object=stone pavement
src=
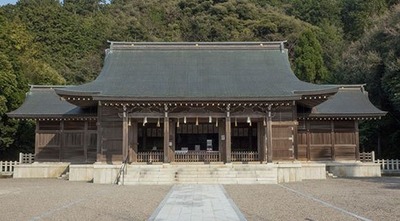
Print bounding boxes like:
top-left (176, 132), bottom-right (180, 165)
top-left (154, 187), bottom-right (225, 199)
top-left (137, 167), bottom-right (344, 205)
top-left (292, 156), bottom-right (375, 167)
top-left (148, 184), bottom-right (247, 221)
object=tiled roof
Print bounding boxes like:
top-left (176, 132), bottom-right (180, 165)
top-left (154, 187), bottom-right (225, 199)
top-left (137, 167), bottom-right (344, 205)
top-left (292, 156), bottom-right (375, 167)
top-left (309, 86), bottom-right (386, 117)
top-left (55, 42), bottom-right (337, 101)
top-left (7, 86), bottom-right (96, 119)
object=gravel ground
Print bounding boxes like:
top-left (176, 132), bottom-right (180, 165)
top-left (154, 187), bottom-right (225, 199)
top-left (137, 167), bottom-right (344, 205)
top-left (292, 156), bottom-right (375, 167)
top-left (225, 177), bottom-right (400, 221)
top-left (1, 177), bottom-right (399, 221)
top-left (0, 179), bottom-right (171, 221)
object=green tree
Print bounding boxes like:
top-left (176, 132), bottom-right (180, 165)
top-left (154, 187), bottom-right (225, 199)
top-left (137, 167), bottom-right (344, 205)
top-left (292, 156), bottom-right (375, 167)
top-left (335, 5), bottom-right (400, 158)
top-left (294, 29), bottom-right (328, 83)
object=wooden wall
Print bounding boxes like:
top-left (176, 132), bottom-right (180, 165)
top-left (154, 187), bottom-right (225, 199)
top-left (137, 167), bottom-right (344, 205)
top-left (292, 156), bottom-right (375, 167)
top-left (97, 106), bottom-right (123, 163)
top-left (35, 120), bottom-right (97, 163)
top-left (297, 120), bottom-right (358, 161)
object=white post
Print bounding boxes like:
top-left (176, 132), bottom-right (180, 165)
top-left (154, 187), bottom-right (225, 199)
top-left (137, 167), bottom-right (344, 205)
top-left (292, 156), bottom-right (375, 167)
top-left (19, 153), bottom-right (23, 164)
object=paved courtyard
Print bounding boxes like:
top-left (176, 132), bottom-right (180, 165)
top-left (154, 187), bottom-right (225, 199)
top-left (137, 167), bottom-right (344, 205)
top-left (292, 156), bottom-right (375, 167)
top-left (0, 177), bottom-right (399, 220)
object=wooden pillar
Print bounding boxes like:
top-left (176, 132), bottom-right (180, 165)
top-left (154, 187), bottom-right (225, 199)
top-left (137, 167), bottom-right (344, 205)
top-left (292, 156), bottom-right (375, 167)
top-left (292, 102), bottom-right (299, 160)
top-left (84, 121), bottom-right (88, 162)
top-left (59, 121), bottom-right (64, 162)
top-left (163, 116), bottom-right (170, 163)
top-left (163, 105), bottom-right (170, 163)
top-left (169, 119), bottom-right (176, 162)
top-left (306, 121), bottom-right (311, 161)
top-left (122, 106), bottom-right (129, 162)
top-left (331, 121), bottom-right (336, 161)
top-left (225, 116), bottom-right (232, 163)
top-left (96, 101), bottom-right (103, 162)
top-left (266, 107), bottom-right (273, 163)
top-left (35, 121), bottom-right (39, 160)
top-left (258, 120), bottom-right (267, 162)
top-left (130, 119), bottom-right (138, 162)
top-left (355, 120), bottom-right (360, 161)
top-left (219, 118), bottom-right (226, 162)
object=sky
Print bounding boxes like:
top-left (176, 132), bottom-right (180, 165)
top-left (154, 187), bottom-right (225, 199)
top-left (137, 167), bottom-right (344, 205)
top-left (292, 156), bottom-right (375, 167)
top-left (0, 0), bottom-right (18, 6)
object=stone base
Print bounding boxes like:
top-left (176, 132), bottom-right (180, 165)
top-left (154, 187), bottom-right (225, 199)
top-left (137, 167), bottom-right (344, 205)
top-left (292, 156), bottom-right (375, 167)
top-left (277, 163), bottom-right (326, 183)
top-left (69, 165), bottom-right (94, 182)
top-left (93, 163), bottom-right (121, 184)
top-left (13, 163), bottom-right (70, 178)
top-left (326, 162), bottom-right (381, 177)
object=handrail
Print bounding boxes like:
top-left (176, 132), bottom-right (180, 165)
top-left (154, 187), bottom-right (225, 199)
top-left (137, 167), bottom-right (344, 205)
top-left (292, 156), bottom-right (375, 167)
top-left (114, 152), bottom-right (129, 185)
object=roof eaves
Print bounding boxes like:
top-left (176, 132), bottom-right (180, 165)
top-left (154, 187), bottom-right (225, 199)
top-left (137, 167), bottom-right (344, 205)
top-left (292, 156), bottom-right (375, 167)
top-left (91, 95), bottom-right (302, 102)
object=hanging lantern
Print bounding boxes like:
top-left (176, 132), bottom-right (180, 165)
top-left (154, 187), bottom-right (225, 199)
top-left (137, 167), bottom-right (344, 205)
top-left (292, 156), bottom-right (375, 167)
top-left (196, 117), bottom-right (199, 126)
top-left (156, 118), bottom-right (160, 127)
top-left (215, 118), bottom-right (218, 127)
top-left (247, 116), bottom-right (251, 126)
top-left (128, 118), bottom-right (131, 126)
top-left (143, 116), bottom-right (147, 126)
top-left (184, 116), bottom-right (187, 124)
top-left (177, 118), bottom-right (180, 128)
top-left (209, 116), bottom-right (212, 123)
top-left (263, 117), bottom-right (266, 126)
top-left (235, 117), bottom-right (238, 127)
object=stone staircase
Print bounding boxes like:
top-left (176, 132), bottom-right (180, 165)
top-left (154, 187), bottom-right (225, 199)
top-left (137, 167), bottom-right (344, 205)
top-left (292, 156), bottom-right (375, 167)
top-left (119, 164), bottom-right (278, 185)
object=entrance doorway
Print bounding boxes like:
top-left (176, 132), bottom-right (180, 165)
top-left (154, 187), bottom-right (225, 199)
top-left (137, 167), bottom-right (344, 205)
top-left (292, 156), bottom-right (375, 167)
top-left (175, 123), bottom-right (219, 151)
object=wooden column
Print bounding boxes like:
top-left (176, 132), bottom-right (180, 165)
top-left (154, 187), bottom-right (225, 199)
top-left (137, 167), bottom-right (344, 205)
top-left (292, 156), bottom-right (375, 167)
top-left (169, 119), bottom-right (176, 162)
top-left (306, 121), bottom-right (311, 161)
top-left (219, 118), bottom-right (226, 162)
top-left (331, 121), bottom-right (336, 161)
top-left (225, 116), bottom-right (232, 163)
top-left (59, 121), bottom-right (64, 162)
top-left (266, 107), bottom-right (273, 163)
top-left (163, 105), bottom-right (170, 163)
top-left (258, 120), bottom-right (267, 162)
top-left (163, 116), bottom-right (170, 163)
top-left (355, 120), bottom-right (360, 161)
top-left (35, 121), bottom-right (39, 160)
top-left (130, 119), bottom-right (138, 162)
top-left (84, 121), bottom-right (88, 162)
top-left (96, 101), bottom-right (103, 162)
top-left (122, 106), bottom-right (129, 162)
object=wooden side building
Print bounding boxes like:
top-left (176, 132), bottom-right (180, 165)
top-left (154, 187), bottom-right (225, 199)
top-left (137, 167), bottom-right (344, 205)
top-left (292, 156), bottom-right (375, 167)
top-left (8, 42), bottom-right (386, 165)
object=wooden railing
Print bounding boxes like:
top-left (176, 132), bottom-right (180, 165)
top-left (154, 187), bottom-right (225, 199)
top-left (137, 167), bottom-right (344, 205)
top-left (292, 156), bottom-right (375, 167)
top-left (175, 151), bottom-right (220, 162)
top-left (360, 151), bottom-right (375, 162)
top-left (231, 151), bottom-right (259, 162)
top-left (376, 159), bottom-right (400, 172)
top-left (137, 151), bottom-right (164, 163)
top-left (19, 153), bottom-right (35, 164)
top-left (0, 161), bottom-right (18, 174)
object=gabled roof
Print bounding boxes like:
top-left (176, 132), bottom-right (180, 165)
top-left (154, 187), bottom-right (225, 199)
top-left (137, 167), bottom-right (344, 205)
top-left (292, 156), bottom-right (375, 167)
top-left (55, 42), bottom-right (337, 102)
top-left (7, 86), bottom-right (96, 119)
top-left (309, 86), bottom-right (386, 118)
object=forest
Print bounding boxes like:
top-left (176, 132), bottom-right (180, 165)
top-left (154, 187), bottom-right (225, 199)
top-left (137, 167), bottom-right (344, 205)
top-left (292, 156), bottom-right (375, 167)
top-left (0, 0), bottom-right (399, 160)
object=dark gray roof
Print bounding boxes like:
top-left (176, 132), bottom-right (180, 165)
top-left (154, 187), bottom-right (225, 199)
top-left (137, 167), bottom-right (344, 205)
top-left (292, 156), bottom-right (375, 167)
top-left (7, 86), bottom-right (96, 119)
top-left (309, 87), bottom-right (386, 117)
top-left (55, 42), bottom-right (337, 101)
